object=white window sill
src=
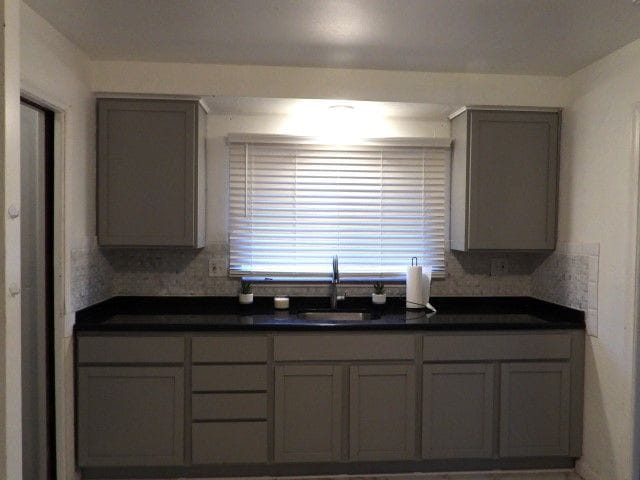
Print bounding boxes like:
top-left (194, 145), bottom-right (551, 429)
top-left (240, 275), bottom-right (407, 285)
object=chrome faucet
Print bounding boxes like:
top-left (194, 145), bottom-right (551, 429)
top-left (330, 255), bottom-right (345, 309)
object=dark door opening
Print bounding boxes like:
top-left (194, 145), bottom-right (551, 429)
top-left (20, 97), bottom-right (57, 480)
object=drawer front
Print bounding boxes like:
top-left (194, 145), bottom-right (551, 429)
top-left (274, 334), bottom-right (415, 361)
top-left (422, 334), bottom-right (571, 362)
top-left (192, 393), bottom-right (267, 420)
top-left (192, 422), bottom-right (268, 464)
top-left (78, 336), bottom-right (184, 364)
top-left (192, 336), bottom-right (268, 363)
top-left (192, 365), bottom-right (267, 391)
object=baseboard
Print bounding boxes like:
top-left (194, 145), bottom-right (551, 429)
top-left (575, 459), bottom-right (599, 480)
top-left (88, 468), bottom-right (581, 480)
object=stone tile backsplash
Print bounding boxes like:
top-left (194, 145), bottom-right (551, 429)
top-left (532, 242), bottom-right (599, 336)
top-left (69, 239), bottom-right (113, 311)
top-left (70, 240), bottom-right (599, 336)
top-left (432, 250), bottom-right (545, 297)
top-left (97, 244), bottom-right (542, 298)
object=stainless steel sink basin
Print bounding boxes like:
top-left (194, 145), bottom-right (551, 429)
top-left (298, 311), bottom-right (372, 322)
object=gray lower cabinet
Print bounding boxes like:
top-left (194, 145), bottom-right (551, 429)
top-left (499, 362), bottom-right (571, 457)
top-left (349, 365), bottom-right (415, 461)
top-left (97, 98), bottom-right (206, 247)
top-left (422, 363), bottom-right (495, 459)
top-left (77, 366), bottom-right (184, 467)
top-left (192, 422), bottom-right (268, 464)
top-left (75, 332), bottom-right (583, 473)
top-left (274, 365), bottom-right (342, 462)
top-left (450, 107), bottom-right (560, 251)
top-left (191, 392), bottom-right (268, 464)
top-left (190, 336), bottom-right (269, 465)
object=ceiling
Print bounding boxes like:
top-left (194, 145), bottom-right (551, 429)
top-left (25, 0), bottom-right (640, 76)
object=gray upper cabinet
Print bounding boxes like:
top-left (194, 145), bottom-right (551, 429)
top-left (450, 108), bottom-right (560, 251)
top-left (97, 98), bottom-right (206, 247)
top-left (422, 363), bottom-right (494, 459)
top-left (77, 366), bottom-right (184, 467)
top-left (349, 365), bottom-right (416, 461)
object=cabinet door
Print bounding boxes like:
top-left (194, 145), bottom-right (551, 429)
top-left (77, 366), bottom-right (184, 467)
top-left (422, 363), bottom-right (494, 459)
top-left (97, 99), bottom-right (202, 247)
top-left (467, 110), bottom-right (559, 250)
top-left (349, 365), bottom-right (415, 461)
top-left (274, 365), bottom-right (342, 462)
top-left (500, 362), bottom-right (570, 457)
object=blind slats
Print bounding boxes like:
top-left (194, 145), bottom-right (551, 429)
top-left (228, 140), bottom-right (448, 277)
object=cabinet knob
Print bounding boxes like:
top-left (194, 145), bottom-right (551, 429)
top-left (7, 204), bottom-right (19, 219)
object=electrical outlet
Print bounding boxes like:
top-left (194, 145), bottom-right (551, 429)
top-left (209, 256), bottom-right (228, 277)
top-left (490, 258), bottom-right (508, 276)
top-left (208, 258), bottom-right (219, 277)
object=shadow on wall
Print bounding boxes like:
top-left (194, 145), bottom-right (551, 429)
top-left (102, 248), bottom-right (202, 274)
top-left (450, 250), bottom-right (549, 276)
top-left (575, 340), bottom-right (617, 480)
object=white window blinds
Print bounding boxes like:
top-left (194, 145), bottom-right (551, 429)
top-left (228, 136), bottom-right (449, 277)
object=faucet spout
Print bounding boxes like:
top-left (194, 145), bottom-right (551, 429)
top-left (330, 255), bottom-right (342, 309)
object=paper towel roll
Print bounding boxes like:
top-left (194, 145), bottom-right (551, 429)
top-left (422, 266), bottom-right (435, 312)
top-left (406, 265), bottom-right (423, 309)
top-left (422, 267), bottom-right (432, 300)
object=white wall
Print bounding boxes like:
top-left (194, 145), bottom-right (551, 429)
top-left (560, 38), bottom-right (640, 480)
top-left (91, 60), bottom-right (570, 107)
top-left (20, 3), bottom-right (94, 479)
top-left (207, 113), bottom-right (449, 243)
top-left (0, 0), bottom-right (22, 478)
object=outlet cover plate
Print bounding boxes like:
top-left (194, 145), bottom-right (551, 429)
top-left (490, 258), bottom-right (508, 276)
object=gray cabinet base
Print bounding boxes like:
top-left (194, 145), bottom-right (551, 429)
top-left (81, 457), bottom-right (575, 479)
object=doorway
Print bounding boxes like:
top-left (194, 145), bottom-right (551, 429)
top-left (20, 98), bottom-right (57, 480)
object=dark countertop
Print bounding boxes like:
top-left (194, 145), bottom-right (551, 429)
top-left (74, 296), bottom-right (585, 333)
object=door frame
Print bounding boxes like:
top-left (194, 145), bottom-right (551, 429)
top-left (20, 87), bottom-right (67, 480)
top-left (632, 102), bottom-right (640, 480)
top-left (20, 96), bottom-right (56, 480)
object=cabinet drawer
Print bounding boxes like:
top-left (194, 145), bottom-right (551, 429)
top-left (192, 365), bottom-right (267, 392)
top-left (78, 336), bottom-right (184, 364)
top-left (192, 393), bottom-right (267, 420)
top-left (274, 334), bottom-right (415, 361)
top-left (192, 336), bottom-right (268, 363)
top-left (192, 422), bottom-right (267, 464)
top-left (422, 334), bottom-right (571, 361)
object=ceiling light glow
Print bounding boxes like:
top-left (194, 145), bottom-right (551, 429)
top-left (328, 105), bottom-right (355, 112)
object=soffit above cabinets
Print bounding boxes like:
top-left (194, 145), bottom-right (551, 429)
top-left (203, 97), bottom-right (459, 121)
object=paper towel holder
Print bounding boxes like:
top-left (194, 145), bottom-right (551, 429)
top-left (406, 257), bottom-right (437, 314)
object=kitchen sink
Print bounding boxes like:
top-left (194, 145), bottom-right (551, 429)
top-left (298, 311), bottom-right (372, 322)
